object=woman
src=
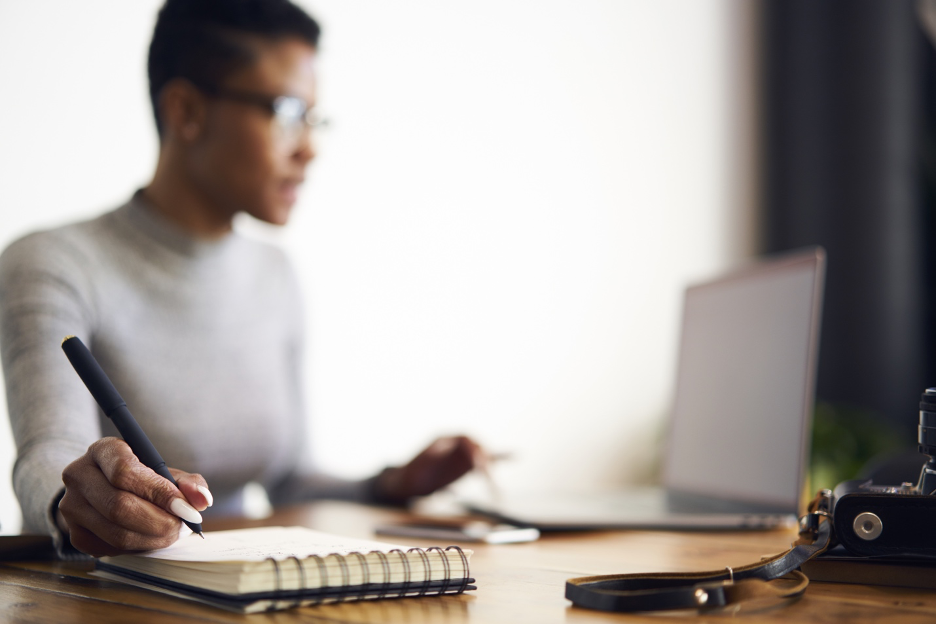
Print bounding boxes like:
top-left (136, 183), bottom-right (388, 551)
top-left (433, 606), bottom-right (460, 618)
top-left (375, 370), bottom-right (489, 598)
top-left (0, 0), bottom-right (478, 558)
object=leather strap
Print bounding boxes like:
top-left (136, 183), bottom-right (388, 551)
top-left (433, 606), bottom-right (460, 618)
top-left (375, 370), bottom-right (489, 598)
top-left (565, 491), bottom-right (834, 613)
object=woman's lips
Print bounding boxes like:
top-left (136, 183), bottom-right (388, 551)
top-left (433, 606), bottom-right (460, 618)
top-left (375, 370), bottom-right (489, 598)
top-left (278, 179), bottom-right (303, 205)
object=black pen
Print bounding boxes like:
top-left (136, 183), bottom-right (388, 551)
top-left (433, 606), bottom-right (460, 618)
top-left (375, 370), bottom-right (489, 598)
top-left (61, 335), bottom-right (205, 538)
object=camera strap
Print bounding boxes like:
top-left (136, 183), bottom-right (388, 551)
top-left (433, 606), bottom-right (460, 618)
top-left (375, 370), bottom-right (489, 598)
top-left (565, 490), bottom-right (835, 613)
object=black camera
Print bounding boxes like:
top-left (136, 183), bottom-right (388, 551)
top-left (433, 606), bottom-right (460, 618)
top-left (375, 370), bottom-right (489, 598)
top-left (830, 388), bottom-right (936, 557)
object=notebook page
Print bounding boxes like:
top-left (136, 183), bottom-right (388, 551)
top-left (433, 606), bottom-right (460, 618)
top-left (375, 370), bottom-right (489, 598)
top-left (133, 526), bottom-right (414, 562)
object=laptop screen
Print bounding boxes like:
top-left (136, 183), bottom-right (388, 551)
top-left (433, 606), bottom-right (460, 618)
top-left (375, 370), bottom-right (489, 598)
top-left (662, 248), bottom-right (825, 510)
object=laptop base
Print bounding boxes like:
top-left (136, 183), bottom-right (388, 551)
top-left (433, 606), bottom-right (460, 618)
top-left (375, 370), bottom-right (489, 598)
top-left (466, 488), bottom-right (797, 532)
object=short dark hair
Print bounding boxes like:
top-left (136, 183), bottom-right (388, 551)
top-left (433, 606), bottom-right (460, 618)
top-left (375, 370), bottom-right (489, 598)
top-left (148, 0), bottom-right (320, 136)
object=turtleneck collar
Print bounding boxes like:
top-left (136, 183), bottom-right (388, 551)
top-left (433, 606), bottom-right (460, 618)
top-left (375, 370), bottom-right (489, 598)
top-left (119, 190), bottom-right (237, 260)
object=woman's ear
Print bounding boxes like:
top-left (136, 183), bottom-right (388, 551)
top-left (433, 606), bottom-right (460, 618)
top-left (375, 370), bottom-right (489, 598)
top-left (157, 79), bottom-right (207, 143)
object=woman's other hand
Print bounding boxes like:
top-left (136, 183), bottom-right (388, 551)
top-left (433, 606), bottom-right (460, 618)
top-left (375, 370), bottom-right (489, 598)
top-left (374, 435), bottom-right (483, 504)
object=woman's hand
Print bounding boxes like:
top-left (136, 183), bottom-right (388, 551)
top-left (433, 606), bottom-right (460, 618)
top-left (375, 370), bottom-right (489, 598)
top-left (57, 437), bottom-right (212, 557)
top-left (374, 435), bottom-right (483, 504)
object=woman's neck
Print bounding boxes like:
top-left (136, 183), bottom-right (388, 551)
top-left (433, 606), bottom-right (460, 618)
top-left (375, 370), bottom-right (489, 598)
top-left (143, 153), bottom-right (235, 240)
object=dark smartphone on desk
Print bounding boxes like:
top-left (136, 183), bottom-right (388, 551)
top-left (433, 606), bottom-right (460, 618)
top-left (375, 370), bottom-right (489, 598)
top-left (375, 519), bottom-right (540, 544)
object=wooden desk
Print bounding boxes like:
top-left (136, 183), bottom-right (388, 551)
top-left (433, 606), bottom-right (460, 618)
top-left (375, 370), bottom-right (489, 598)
top-left (2, 501), bottom-right (934, 623)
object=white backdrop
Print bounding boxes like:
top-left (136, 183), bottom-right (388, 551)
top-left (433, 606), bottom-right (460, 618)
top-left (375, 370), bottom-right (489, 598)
top-left (0, 1), bottom-right (758, 533)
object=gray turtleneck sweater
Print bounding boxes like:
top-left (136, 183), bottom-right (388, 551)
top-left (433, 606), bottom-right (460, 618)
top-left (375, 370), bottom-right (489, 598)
top-left (0, 194), bottom-right (370, 548)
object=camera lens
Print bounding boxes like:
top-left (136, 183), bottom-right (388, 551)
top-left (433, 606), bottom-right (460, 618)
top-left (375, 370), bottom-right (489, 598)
top-left (919, 388), bottom-right (936, 455)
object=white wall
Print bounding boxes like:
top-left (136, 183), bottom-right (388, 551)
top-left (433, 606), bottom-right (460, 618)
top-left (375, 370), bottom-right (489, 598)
top-left (0, 1), bottom-right (758, 533)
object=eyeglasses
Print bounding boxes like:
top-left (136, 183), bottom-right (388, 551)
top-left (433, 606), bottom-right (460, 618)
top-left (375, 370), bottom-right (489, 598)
top-left (199, 86), bottom-right (328, 140)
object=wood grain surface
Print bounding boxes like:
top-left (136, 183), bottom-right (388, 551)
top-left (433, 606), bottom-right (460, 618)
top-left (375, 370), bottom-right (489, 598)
top-left (2, 501), bottom-right (935, 623)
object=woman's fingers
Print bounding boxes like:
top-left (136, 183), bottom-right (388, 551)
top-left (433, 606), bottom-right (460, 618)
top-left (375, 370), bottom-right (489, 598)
top-left (376, 435), bottom-right (485, 503)
top-left (169, 467), bottom-right (213, 510)
top-left (59, 437), bottom-right (209, 556)
top-left (59, 489), bottom-right (179, 555)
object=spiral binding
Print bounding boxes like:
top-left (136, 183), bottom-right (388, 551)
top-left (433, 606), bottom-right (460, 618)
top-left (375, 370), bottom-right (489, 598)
top-left (446, 546), bottom-right (470, 594)
top-left (266, 557), bottom-right (281, 612)
top-left (426, 546), bottom-right (451, 595)
top-left (351, 551), bottom-right (369, 586)
top-left (309, 555), bottom-right (328, 605)
top-left (260, 545), bottom-right (470, 607)
top-left (373, 549), bottom-right (391, 599)
top-left (334, 550), bottom-right (351, 603)
top-left (408, 547), bottom-right (431, 597)
top-left (389, 549), bottom-right (412, 596)
top-left (288, 556), bottom-right (305, 609)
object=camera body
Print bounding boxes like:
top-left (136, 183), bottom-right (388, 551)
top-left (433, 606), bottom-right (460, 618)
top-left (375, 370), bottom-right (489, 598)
top-left (830, 388), bottom-right (936, 557)
top-left (831, 479), bottom-right (936, 557)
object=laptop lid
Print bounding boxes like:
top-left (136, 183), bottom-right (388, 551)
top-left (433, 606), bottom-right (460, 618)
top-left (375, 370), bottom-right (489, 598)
top-left (662, 247), bottom-right (825, 512)
top-left (463, 247), bottom-right (825, 530)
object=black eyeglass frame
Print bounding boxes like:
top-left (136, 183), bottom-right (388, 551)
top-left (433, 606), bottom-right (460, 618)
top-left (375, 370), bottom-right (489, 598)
top-left (197, 85), bottom-right (328, 133)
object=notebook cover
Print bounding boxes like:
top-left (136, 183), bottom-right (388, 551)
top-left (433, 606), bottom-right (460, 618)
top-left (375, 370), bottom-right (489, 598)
top-left (96, 562), bottom-right (476, 613)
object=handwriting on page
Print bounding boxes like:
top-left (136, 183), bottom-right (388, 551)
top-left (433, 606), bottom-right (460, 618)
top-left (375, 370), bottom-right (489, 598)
top-left (138, 527), bottom-right (412, 562)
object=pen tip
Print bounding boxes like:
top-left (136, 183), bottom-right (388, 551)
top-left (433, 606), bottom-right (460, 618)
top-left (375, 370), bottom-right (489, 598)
top-left (196, 532), bottom-right (205, 539)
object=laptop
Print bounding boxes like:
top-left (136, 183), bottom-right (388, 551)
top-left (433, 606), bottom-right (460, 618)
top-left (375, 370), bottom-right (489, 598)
top-left (468, 247), bottom-right (826, 530)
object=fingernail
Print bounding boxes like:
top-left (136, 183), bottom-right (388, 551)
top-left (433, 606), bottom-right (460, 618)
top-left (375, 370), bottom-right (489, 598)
top-left (196, 485), bottom-right (214, 507)
top-left (169, 498), bottom-right (203, 524)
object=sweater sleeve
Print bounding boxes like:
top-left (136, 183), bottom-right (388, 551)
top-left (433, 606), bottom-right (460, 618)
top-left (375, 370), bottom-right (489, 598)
top-left (0, 232), bottom-right (101, 551)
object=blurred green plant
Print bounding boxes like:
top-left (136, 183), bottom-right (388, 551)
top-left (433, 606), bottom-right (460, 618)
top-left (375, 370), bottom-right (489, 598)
top-left (809, 401), bottom-right (906, 491)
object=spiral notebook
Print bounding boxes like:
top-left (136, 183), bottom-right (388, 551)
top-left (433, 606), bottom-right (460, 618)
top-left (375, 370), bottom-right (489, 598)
top-left (92, 526), bottom-right (475, 613)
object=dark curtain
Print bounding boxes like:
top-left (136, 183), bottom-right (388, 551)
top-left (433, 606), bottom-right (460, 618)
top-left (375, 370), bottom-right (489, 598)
top-left (760, 0), bottom-right (935, 443)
